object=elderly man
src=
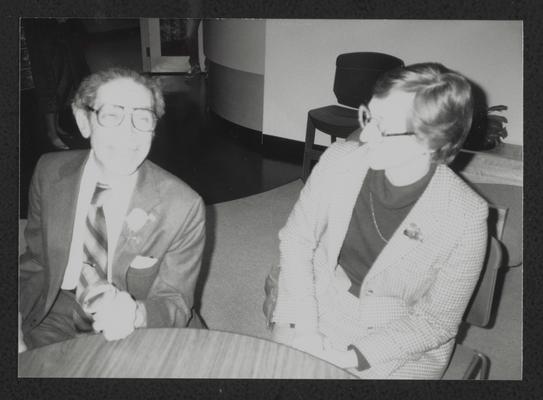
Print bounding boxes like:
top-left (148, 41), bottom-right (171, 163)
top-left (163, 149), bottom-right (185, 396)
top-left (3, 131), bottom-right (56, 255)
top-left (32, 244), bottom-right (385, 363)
top-left (19, 67), bottom-right (206, 351)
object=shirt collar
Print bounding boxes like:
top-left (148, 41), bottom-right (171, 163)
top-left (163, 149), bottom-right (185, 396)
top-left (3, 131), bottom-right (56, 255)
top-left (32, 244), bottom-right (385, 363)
top-left (87, 150), bottom-right (139, 190)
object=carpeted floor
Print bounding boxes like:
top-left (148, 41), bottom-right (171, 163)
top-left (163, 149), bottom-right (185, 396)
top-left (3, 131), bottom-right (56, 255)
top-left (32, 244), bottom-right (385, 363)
top-left (197, 179), bottom-right (303, 340)
top-left (197, 180), bottom-right (522, 380)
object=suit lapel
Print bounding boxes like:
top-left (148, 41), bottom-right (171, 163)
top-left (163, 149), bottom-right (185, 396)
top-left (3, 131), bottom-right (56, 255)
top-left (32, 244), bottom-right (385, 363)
top-left (326, 146), bottom-right (371, 270)
top-left (111, 161), bottom-right (161, 290)
top-left (363, 165), bottom-right (449, 283)
top-left (45, 152), bottom-right (89, 312)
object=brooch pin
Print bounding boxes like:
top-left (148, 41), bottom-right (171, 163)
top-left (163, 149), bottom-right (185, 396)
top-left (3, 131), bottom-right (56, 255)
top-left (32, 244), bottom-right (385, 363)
top-left (403, 223), bottom-right (423, 242)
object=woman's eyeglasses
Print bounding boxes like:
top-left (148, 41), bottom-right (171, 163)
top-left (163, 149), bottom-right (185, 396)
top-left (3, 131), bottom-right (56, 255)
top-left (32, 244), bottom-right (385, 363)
top-left (86, 104), bottom-right (157, 133)
top-left (359, 105), bottom-right (415, 138)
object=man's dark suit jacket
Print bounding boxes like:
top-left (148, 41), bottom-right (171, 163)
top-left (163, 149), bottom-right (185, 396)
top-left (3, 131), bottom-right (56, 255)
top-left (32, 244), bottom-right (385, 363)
top-left (20, 150), bottom-right (206, 335)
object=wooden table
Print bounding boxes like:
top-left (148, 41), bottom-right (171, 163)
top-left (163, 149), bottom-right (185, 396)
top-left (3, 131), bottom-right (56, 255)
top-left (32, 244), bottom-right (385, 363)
top-left (18, 328), bottom-right (357, 379)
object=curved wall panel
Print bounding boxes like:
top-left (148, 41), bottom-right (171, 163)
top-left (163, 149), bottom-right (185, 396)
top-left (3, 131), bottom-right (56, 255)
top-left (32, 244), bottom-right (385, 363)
top-left (203, 20), bottom-right (265, 131)
top-left (207, 61), bottom-right (263, 132)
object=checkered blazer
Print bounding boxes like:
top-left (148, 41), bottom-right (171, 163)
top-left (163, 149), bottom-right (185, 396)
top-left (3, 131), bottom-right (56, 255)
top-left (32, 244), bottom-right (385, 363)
top-left (272, 141), bottom-right (488, 379)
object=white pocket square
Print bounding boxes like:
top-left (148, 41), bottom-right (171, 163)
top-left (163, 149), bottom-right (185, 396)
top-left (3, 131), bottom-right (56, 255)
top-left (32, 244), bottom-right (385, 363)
top-left (130, 255), bottom-right (158, 270)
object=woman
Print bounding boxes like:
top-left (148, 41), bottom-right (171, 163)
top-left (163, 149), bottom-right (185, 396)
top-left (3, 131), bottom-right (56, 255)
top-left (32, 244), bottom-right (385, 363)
top-left (267, 62), bottom-right (488, 379)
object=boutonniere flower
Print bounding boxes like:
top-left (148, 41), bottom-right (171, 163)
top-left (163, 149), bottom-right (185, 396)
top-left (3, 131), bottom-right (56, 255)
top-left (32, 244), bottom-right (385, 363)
top-left (403, 222), bottom-right (423, 242)
top-left (126, 208), bottom-right (155, 233)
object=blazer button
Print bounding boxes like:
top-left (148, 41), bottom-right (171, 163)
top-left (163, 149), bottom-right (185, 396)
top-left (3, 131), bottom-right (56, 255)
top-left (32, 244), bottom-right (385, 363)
top-left (367, 289), bottom-right (374, 295)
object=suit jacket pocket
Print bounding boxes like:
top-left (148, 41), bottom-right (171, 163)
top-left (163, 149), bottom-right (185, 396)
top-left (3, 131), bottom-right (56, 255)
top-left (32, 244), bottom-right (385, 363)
top-left (126, 263), bottom-right (160, 300)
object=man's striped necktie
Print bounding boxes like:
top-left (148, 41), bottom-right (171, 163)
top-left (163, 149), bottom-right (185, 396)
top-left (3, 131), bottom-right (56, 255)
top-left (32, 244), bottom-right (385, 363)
top-left (73, 182), bottom-right (113, 331)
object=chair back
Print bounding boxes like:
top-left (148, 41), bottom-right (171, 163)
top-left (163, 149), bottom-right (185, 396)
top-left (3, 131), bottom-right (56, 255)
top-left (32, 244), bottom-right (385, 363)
top-left (333, 52), bottom-right (404, 108)
top-left (470, 182), bottom-right (522, 267)
top-left (464, 236), bottom-right (503, 327)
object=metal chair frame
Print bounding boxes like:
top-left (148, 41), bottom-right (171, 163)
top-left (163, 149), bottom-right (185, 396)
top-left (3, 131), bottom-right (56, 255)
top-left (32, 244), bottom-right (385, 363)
top-left (442, 236), bottom-right (503, 380)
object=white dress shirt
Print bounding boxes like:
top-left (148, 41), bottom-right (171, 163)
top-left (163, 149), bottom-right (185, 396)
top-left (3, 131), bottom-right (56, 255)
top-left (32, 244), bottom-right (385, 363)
top-left (61, 151), bottom-right (138, 290)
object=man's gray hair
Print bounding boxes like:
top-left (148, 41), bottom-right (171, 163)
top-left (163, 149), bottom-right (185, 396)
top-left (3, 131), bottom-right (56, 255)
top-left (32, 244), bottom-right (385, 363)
top-left (71, 67), bottom-right (165, 118)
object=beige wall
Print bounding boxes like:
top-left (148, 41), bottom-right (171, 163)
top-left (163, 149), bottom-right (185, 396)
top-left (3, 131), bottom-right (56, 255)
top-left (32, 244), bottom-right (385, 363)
top-left (263, 20), bottom-right (523, 146)
top-left (204, 20), bottom-right (266, 130)
top-left (204, 19), bottom-right (265, 74)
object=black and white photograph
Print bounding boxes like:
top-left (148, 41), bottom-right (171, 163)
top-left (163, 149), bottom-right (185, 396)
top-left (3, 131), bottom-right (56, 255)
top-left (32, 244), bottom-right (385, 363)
top-left (17, 17), bottom-right (522, 381)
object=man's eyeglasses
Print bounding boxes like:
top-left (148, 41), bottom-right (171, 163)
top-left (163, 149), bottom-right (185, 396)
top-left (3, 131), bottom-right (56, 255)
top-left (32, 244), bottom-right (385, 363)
top-left (359, 105), bottom-right (415, 138)
top-left (86, 104), bottom-right (157, 133)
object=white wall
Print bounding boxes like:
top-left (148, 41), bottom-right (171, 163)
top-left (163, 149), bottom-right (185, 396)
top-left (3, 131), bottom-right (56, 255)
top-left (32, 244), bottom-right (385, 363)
top-left (204, 19), bottom-right (265, 74)
top-left (263, 20), bottom-right (523, 146)
top-left (203, 19), bottom-right (266, 130)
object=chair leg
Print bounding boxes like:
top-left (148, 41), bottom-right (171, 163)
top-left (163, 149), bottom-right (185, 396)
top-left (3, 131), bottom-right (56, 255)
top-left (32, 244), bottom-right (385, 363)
top-left (478, 353), bottom-right (490, 379)
top-left (462, 353), bottom-right (490, 380)
top-left (302, 114), bottom-right (316, 182)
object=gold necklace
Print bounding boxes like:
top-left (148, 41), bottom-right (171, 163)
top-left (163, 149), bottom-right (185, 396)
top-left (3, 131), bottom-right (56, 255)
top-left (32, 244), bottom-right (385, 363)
top-left (369, 191), bottom-right (388, 244)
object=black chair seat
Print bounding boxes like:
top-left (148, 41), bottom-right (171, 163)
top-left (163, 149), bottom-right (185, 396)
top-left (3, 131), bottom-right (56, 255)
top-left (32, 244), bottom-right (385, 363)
top-left (308, 105), bottom-right (359, 138)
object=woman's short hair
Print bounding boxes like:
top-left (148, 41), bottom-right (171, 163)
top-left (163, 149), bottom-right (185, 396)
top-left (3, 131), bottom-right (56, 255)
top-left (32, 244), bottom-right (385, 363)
top-left (373, 62), bottom-right (473, 164)
top-left (71, 67), bottom-right (165, 119)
